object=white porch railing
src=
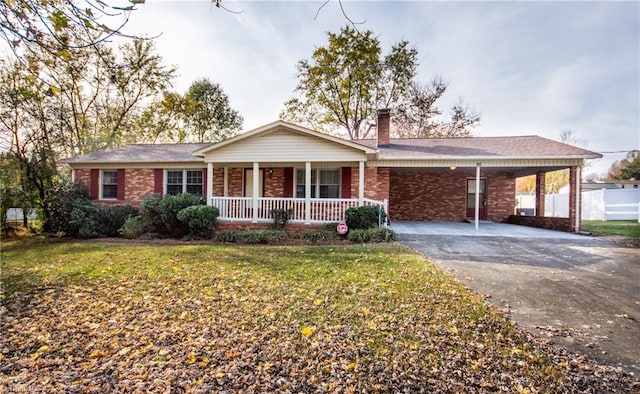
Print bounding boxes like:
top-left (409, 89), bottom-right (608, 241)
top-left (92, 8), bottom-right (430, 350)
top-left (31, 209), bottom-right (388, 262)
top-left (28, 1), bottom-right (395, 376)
top-left (210, 196), bottom-right (388, 223)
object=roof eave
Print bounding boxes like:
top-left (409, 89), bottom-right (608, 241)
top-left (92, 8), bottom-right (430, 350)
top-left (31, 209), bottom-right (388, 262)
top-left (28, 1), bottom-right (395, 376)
top-left (376, 154), bottom-right (601, 161)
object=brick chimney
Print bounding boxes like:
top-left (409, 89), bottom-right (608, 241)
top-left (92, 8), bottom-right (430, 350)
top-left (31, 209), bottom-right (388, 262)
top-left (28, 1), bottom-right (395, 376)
top-left (377, 109), bottom-right (390, 147)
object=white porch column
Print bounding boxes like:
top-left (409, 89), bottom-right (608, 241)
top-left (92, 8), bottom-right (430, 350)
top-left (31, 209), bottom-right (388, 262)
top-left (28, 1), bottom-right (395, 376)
top-left (358, 161), bottom-right (365, 205)
top-left (252, 161), bottom-right (259, 223)
top-left (475, 162), bottom-right (481, 231)
top-left (207, 162), bottom-right (213, 204)
top-left (305, 161), bottom-right (311, 224)
top-left (575, 165), bottom-right (581, 232)
top-left (223, 167), bottom-right (228, 197)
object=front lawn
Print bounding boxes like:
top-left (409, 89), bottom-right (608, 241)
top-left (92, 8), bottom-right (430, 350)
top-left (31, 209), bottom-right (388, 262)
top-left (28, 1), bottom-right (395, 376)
top-left (0, 241), bottom-right (634, 392)
top-left (582, 220), bottom-right (640, 237)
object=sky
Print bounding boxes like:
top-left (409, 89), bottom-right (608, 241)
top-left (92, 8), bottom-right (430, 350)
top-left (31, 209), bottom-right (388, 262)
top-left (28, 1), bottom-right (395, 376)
top-left (121, 0), bottom-right (640, 177)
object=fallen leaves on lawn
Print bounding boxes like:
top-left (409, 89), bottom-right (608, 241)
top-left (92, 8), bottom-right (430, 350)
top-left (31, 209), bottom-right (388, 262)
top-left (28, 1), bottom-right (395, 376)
top-left (0, 242), bottom-right (637, 393)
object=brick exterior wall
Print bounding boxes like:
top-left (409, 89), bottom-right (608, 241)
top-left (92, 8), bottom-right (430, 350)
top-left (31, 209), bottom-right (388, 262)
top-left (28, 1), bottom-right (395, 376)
top-left (389, 168), bottom-right (516, 222)
top-left (228, 168), bottom-right (244, 197)
top-left (535, 171), bottom-right (546, 217)
top-left (74, 168), bottom-right (155, 206)
top-left (508, 215), bottom-right (571, 232)
top-left (74, 168), bottom-right (91, 189)
top-left (264, 168), bottom-right (285, 198)
top-left (348, 166), bottom-right (390, 202)
top-left (123, 169), bottom-right (155, 205)
top-left (568, 166), bottom-right (580, 232)
top-left (213, 168), bottom-right (224, 196)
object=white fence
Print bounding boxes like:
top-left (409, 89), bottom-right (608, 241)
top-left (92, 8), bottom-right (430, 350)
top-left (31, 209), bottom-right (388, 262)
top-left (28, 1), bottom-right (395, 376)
top-left (517, 188), bottom-right (640, 221)
top-left (581, 188), bottom-right (640, 221)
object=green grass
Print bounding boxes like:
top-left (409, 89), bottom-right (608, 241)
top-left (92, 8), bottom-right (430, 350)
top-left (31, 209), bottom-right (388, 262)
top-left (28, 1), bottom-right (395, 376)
top-left (582, 220), bottom-right (640, 237)
top-left (0, 240), bottom-right (581, 391)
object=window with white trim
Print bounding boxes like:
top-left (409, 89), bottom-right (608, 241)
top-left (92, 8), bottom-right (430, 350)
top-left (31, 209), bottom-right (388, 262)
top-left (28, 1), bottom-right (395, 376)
top-left (295, 168), bottom-right (340, 198)
top-left (101, 170), bottom-right (118, 199)
top-left (166, 169), bottom-right (203, 195)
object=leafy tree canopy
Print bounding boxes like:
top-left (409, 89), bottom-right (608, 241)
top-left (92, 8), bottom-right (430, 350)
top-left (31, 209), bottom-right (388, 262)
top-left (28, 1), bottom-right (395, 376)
top-left (184, 78), bottom-right (243, 142)
top-left (281, 25), bottom-right (479, 140)
top-left (136, 78), bottom-right (243, 143)
top-left (0, 0), bottom-right (144, 62)
top-left (608, 151), bottom-right (640, 180)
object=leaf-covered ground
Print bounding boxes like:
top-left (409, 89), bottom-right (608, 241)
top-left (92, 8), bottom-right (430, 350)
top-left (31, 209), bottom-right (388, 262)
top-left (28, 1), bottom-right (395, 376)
top-left (1, 241), bottom-right (637, 393)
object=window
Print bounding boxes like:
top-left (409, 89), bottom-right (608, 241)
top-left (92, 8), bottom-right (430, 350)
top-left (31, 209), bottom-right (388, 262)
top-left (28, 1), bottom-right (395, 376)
top-left (319, 169), bottom-right (339, 198)
top-left (101, 170), bottom-right (118, 199)
top-left (186, 170), bottom-right (203, 194)
top-left (295, 168), bottom-right (340, 199)
top-left (166, 169), bottom-right (203, 195)
top-left (296, 169), bottom-right (316, 198)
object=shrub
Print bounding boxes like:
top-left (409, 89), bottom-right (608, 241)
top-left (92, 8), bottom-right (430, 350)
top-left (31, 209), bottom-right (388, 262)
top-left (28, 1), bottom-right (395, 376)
top-left (298, 229), bottom-right (338, 243)
top-left (140, 194), bottom-right (164, 233)
top-left (48, 181), bottom-right (92, 235)
top-left (69, 200), bottom-right (101, 239)
top-left (138, 193), bottom-right (205, 237)
top-left (119, 216), bottom-right (146, 239)
top-left (216, 231), bottom-right (239, 243)
top-left (270, 208), bottom-right (293, 230)
top-left (371, 228), bottom-right (398, 242)
top-left (348, 227), bottom-right (398, 243)
top-left (177, 205), bottom-right (219, 239)
top-left (48, 182), bottom-right (138, 239)
top-left (345, 206), bottom-right (387, 230)
top-left (216, 230), bottom-right (286, 244)
top-left (238, 229), bottom-right (286, 244)
top-left (158, 193), bottom-right (205, 236)
top-left (347, 228), bottom-right (372, 243)
top-left (98, 205), bottom-right (139, 237)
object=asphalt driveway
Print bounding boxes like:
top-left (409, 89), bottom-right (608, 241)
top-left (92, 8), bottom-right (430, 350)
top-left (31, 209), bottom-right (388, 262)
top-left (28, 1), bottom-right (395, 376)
top-left (396, 222), bottom-right (640, 376)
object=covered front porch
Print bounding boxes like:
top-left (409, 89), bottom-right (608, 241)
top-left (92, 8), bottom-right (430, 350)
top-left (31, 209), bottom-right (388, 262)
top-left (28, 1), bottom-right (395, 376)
top-left (204, 161), bottom-right (387, 224)
top-left (193, 121), bottom-right (382, 225)
top-left (210, 196), bottom-right (387, 224)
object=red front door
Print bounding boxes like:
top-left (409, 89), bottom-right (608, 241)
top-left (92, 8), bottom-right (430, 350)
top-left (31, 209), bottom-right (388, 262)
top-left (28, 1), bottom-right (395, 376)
top-left (466, 179), bottom-right (486, 219)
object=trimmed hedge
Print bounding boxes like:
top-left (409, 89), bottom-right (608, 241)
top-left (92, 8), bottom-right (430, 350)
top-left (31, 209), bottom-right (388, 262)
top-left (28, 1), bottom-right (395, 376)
top-left (137, 193), bottom-right (205, 238)
top-left (345, 206), bottom-right (386, 230)
top-left (348, 228), bottom-right (398, 243)
top-left (177, 205), bottom-right (219, 239)
top-left (216, 229), bottom-right (286, 244)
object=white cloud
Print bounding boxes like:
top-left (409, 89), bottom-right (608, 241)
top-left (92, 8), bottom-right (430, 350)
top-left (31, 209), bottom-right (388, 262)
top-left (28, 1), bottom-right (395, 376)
top-left (121, 1), bottom-right (638, 176)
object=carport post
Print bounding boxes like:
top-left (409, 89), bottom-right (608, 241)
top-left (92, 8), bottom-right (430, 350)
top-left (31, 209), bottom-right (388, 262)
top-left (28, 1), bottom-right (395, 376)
top-left (475, 162), bottom-right (481, 231)
top-left (574, 165), bottom-right (581, 232)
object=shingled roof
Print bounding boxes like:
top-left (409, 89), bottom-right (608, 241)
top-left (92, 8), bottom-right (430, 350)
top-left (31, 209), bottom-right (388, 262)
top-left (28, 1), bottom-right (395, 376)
top-left (357, 135), bottom-right (601, 160)
top-left (60, 132), bottom-right (601, 165)
top-left (60, 143), bottom-right (210, 164)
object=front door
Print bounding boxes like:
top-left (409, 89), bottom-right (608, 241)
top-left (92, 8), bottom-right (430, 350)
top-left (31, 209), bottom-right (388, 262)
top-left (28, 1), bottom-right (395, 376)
top-left (244, 169), bottom-right (264, 197)
top-left (466, 179), bottom-right (486, 219)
